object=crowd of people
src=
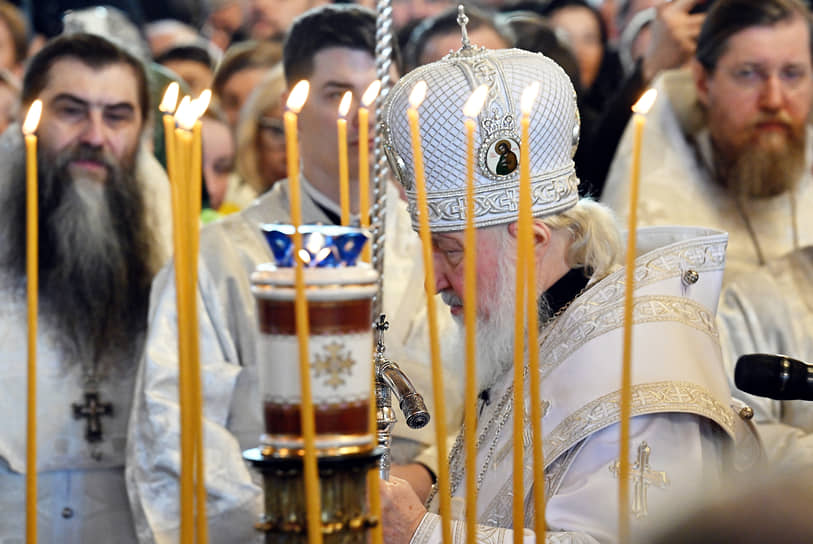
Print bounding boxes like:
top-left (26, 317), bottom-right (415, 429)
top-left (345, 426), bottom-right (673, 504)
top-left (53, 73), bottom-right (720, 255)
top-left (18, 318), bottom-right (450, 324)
top-left (1, 0), bottom-right (812, 542)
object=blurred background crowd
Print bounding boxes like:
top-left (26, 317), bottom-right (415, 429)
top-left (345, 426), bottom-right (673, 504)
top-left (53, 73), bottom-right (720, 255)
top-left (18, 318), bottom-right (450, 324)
top-left (0, 0), bottom-right (732, 218)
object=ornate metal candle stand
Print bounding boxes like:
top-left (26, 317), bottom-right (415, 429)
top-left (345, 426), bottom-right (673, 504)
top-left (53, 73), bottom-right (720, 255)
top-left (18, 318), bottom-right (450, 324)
top-left (244, 225), bottom-right (429, 542)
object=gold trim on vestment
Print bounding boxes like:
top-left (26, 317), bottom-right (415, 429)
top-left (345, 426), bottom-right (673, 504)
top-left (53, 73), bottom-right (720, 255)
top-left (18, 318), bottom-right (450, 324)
top-left (541, 381), bottom-right (735, 466)
top-left (541, 295), bottom-right (718, 380)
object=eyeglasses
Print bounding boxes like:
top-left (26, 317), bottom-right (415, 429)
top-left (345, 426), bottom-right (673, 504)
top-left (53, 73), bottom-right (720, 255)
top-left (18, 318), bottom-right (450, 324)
top-left (258, 115), bottom-right (285, 148)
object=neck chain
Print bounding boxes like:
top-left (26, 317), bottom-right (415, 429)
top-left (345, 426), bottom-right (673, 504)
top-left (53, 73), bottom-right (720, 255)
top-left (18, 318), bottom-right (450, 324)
top-left (734, 191), bottom-right (799, 266)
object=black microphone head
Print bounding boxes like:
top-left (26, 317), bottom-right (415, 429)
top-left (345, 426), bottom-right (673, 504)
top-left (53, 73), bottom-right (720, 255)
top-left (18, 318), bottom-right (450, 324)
top-left (735, 353), bottom-right (813, 401)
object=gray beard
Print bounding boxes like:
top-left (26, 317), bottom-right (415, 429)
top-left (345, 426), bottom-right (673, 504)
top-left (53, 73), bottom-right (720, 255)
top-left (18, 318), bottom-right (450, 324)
top-left (443, 259), bottom-right (553, 392)
top-left (0, 137), bottom-right (157, 375)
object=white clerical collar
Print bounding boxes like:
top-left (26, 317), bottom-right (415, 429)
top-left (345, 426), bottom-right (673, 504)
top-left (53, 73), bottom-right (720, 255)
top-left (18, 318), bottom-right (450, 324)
top-left (299, 172), bottom-right (360, 225)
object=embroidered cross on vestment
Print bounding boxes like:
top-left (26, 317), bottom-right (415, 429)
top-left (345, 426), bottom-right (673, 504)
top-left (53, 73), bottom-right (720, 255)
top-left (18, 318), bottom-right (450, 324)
top-left (610, 441), bottom-right (670, 518)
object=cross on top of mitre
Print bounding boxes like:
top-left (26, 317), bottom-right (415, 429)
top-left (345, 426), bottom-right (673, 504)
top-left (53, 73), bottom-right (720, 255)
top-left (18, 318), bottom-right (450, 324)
top-left (447, 4), bottom-right (488, 60)
top-left (457, 4), bottom-right (471, 50)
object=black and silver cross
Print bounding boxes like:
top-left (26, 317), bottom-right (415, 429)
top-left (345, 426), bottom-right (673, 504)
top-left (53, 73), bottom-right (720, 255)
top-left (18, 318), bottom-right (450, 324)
top-left (72, 392), bottom-right (113, 443)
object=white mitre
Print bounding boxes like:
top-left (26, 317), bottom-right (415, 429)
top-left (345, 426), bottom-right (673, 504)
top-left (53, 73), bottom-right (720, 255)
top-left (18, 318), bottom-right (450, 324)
top-left (381, 22), bottom-right (580, 232)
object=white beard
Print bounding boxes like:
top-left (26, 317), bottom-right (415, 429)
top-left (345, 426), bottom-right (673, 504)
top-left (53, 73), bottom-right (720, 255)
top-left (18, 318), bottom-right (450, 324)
top-left (442, 257), bottom-right (516, 391)
top-left (443, 254), bottom-right (557, 393)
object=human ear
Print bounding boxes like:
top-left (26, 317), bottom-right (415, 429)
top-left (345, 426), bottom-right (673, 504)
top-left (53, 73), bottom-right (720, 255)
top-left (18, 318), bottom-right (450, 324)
top-left (692, 59), bottom-right (711, 108)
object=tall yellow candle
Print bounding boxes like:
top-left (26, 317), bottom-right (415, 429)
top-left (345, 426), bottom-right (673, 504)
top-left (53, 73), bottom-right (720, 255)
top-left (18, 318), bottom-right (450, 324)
top-left (462, 84), bottom-right (488, 544)
top-left (407, 80), bottom-right (451, 544)
top-left (23, 99), bottom-right (41, 544)
top-left (519, 82), bottom-right (545, 542)
top-left (362, 82), bottom-right (383, 544)
top-left (358, 83), bottom-right (384, 544)
top-left (190, 89), bottom-right (211, 543)
top-left (510, 85), bottom-right (536, 544)
top-left (619, 88), bottom-right (657, 543)
top-left (173, 105), bottom-right (196, 543)
top-left (284, 81), bottom-right (324, 544)
top-left (359, 80), bottom-right (380, 263)
top-left (338, 90), bottom-right (352, 226)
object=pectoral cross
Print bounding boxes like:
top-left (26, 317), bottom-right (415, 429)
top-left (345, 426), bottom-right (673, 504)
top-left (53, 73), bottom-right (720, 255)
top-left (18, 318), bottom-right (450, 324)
top-left (73, 392), bottom-right (113, 443)
top-left (610, 441), bottom-right (670, 519)
top-left (375, 314), bottom-right (389, 356)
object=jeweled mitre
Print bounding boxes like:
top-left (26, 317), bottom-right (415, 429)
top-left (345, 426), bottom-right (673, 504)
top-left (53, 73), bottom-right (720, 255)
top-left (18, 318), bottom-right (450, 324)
top-left (381, 46), bottom-right (581, 232)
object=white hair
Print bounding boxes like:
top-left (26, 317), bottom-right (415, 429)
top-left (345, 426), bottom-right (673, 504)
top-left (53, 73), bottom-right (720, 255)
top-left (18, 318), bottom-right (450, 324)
top-left (540, 198), bottom-right (623, 281)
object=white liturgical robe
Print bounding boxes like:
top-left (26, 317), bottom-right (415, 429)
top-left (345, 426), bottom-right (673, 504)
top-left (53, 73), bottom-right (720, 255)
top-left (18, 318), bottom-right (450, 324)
top-left (0, 139), bottom-right (172, 544)
top-left (411, 226), bottom-right (752, 543)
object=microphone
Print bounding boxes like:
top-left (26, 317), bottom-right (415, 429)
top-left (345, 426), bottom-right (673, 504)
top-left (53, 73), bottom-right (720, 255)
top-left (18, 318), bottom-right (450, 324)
top-left (735, 354), bottom-right (813, 401)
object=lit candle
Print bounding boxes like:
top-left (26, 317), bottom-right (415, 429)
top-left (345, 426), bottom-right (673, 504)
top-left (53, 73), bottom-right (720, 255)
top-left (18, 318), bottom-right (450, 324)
top-left (338, 90), bottom-right (352, 226)
top-left (364, 86), bottom-right (381, 543)
top-left (461, 84), bottom-right (488, 544)
top-left (23, 99), bottom-right (41, 544)
top-left (619, 88), bottom-right (657, 543)
top-left (191, 89), bottom-right (211, 543)
top-left (172, 97), bottom-right (197, 543)
top-left (519, 82), bottom-right (546, 541)
top-left (284, 80), bottom-right (324, 544)
top-left (510, 83), bottom-right (537, 544)
top-left (159, 82), bottom-right (179, 184)
top-left (359, 80), bottom-right (380, 263)
top-left (407, 80), bottom-right (451, 544)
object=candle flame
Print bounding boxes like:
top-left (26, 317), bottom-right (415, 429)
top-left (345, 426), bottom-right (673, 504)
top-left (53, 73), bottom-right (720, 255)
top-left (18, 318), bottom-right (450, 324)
top-left (520, 81), bottom-right (540, 115)
top-left (462, 84), bottom-right (488, 118)
top-left (305, 232), bottom-right (326, 255)
top-left (632, 88), bottom-right (657, 115)
top-left (22, 100), bottom-right (42, 135)
top-left (338, 91), bottom-right (352, 118)
top-left (409, 81), bottom-right (427, 109)
top-left (159, 82), bottom-right (180, 114)
top-left (175, 96), bottom-right (195, 131)
top-left (192, 89), bottom-right (212, 120)
top-left (287, 80), bottom-right (310, 113)
top-left (361, 80), bottom-right (381, 107)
